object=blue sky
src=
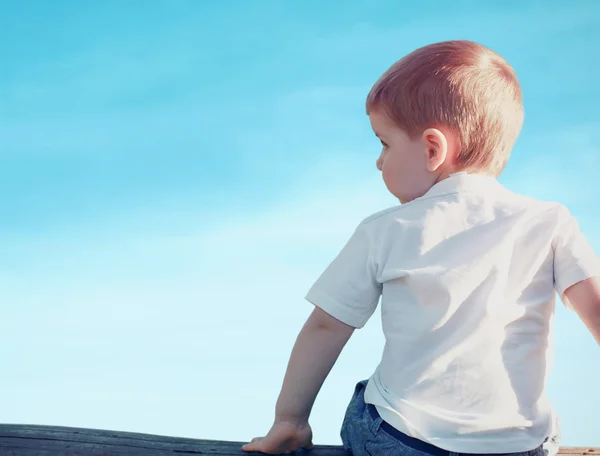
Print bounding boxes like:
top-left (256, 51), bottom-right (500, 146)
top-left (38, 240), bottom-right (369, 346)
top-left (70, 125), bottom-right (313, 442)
top-left (1, 0), bottom-right (599, 449)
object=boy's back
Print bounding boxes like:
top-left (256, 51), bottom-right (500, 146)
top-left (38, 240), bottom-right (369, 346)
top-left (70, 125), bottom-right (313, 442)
top-left (307, 171), bottom-right (600, 452)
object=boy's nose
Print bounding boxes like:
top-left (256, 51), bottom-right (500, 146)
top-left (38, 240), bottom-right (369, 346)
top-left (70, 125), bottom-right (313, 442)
top-left (376, 155), bottom-right (383, 171)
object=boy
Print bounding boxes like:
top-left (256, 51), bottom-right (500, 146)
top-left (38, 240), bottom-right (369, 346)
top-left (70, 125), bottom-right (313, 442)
top-left (242, 40), bottom-right (600, 455)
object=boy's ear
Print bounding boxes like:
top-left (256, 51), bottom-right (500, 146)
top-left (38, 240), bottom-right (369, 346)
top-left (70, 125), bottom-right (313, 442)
top-left (422, 128), bottom-right (449, 172)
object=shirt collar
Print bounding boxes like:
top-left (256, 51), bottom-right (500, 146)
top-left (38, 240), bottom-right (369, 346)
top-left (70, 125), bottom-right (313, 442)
top-left (417, 171), bottom-right (500, 201)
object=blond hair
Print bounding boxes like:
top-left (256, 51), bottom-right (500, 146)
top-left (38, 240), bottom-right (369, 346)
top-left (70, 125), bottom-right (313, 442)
top-left (366, 40), bottom-right (524, 176)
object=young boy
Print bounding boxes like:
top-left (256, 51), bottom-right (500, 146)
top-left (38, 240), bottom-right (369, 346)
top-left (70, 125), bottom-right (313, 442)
top-left (241, 40), bottom-right (600, 456)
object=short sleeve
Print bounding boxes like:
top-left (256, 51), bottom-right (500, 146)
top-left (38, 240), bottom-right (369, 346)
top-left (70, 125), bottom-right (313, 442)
top-left (553, 211), bottom-right (600, 309)
top-left (305, 222), bottom-right (382, 328)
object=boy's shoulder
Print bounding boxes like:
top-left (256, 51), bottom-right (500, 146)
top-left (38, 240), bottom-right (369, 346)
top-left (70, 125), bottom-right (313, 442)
top-left (499, 186), bottom-right (574, 222)
top-left (358, 186), bottom-right (572, 230)
top-left (360, 204), bottom-right (405, 225)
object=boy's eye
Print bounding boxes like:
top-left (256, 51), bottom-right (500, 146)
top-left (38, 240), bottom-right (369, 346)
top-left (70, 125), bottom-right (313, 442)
top-left (380, 140), bottom-right (388, 148)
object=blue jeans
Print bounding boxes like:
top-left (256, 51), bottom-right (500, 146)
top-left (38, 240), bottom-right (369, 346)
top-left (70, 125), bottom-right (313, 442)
top-left (340, 380), bottom-right (560, 456)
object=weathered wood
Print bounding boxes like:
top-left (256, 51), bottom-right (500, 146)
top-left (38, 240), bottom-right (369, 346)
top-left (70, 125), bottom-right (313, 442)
top-left (0, 424), bottom-right (597, 455)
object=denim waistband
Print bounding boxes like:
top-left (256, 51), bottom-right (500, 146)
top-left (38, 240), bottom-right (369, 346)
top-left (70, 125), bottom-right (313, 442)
top-left (368, 404), bottom-right (451, 456)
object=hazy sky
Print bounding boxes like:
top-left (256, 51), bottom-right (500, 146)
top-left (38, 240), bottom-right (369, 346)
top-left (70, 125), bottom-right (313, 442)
top-left (1, 0), bottom-right (599, 449)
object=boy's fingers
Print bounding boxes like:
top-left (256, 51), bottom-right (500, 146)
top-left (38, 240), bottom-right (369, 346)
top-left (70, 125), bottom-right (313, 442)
top-left (242, 435), bottom-right (312, 453)
top-left (242, 439), bottom-right (261, 452)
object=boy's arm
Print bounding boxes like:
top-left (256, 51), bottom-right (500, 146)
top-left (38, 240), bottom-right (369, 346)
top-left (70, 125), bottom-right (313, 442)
top-left (564, 276), bottom-right (600, 345)
top-left (275, 306), bottom-right (355, 423)
top-left (242, 307), bottom-right (354, 454)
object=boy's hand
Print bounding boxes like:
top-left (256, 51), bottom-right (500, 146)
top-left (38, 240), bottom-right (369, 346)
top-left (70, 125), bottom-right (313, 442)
top-left (242, 307), bottom-right (353, 454)
top-left (242, 420), bottom-right (314, 454)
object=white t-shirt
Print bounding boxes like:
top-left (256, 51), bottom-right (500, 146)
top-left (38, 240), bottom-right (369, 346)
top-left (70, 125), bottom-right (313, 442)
top-left (305, 172), bottom-right (600, 453)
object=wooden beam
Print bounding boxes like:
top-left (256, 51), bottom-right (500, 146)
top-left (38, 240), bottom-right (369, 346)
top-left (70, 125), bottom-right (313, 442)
top-left (0, 424), bottom-right (597, 455)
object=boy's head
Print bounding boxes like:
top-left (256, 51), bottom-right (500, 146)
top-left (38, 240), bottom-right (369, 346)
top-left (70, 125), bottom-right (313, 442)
top-left (367, 40), bottom-right (523, 203)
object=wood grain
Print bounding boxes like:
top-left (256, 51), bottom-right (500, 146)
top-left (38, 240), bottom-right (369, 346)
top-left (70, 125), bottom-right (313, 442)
top-left (0, 424), bottom-right (597, 455)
